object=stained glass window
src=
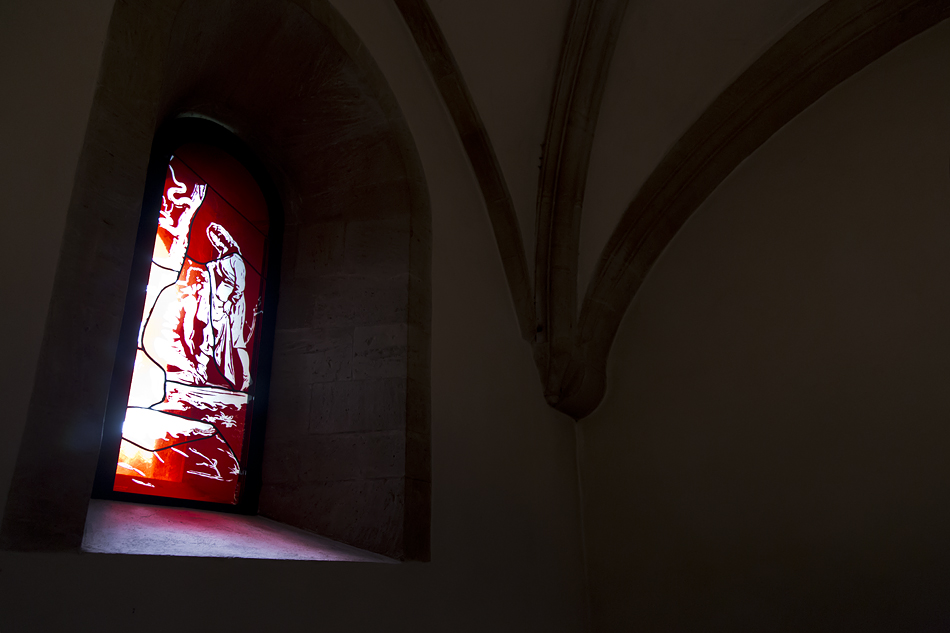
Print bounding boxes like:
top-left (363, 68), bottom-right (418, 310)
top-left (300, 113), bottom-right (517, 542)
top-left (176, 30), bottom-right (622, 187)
top-left (111, 142), bottom-right (272, 505)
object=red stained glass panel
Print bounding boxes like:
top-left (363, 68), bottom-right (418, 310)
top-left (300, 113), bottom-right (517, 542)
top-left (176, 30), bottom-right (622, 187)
top-left (114, 148), bottom-right (270, 505)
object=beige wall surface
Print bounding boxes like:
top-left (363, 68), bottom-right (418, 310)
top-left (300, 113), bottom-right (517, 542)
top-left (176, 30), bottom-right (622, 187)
top-left (0, 1), bottom-right (587, 630)
top-left (428, 0), bottom-right (572, 276)
top-left (581, 17), bottom-right (950, 631)
top-left (578, 0), bottom-right (827, 304)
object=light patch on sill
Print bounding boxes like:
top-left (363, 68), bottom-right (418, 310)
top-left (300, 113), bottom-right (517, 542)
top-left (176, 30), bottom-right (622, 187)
top-left (82, 499), bottom-right (395, 562)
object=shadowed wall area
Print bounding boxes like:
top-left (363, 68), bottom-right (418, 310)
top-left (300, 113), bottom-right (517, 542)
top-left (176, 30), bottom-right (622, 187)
top-left (581, 17), bottom-right (950, 631)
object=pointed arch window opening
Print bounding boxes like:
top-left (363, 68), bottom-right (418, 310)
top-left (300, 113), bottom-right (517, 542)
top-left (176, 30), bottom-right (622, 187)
top-left (94, 118), bottom-right (282, 511)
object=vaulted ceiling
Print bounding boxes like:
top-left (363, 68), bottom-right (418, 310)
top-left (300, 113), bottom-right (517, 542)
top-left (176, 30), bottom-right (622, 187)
top-left (394, 0), bottom-right (950, 418)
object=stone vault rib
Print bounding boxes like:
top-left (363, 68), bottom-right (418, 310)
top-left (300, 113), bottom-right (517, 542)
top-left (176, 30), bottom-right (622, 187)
top-left (564, 0), bottom-right (950, 418)
top-left (393, 0), bottom-right (537, 341)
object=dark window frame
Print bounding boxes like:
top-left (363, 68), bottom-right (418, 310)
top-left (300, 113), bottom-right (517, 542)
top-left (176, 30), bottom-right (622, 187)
top-left (91, 116), bottom-right (283, 515)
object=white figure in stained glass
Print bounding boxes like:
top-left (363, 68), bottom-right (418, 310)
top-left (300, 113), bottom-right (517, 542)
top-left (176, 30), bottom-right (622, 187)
top-left (206, 222), bottom-right (251, 391)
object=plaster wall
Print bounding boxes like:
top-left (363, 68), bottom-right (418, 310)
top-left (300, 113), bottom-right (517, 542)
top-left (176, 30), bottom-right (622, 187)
top-left (0, 0), bottom-right (587, 630)
top-left (426, 0), bottom-right (573, 275)
top-left (580, 18), bottom-right (950, 631)
top-left (579, 0), bottom-right (827, 303)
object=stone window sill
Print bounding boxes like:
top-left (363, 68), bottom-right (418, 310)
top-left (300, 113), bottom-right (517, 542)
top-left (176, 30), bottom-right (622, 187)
top-left (82, 499), bottom-right (395, 562)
